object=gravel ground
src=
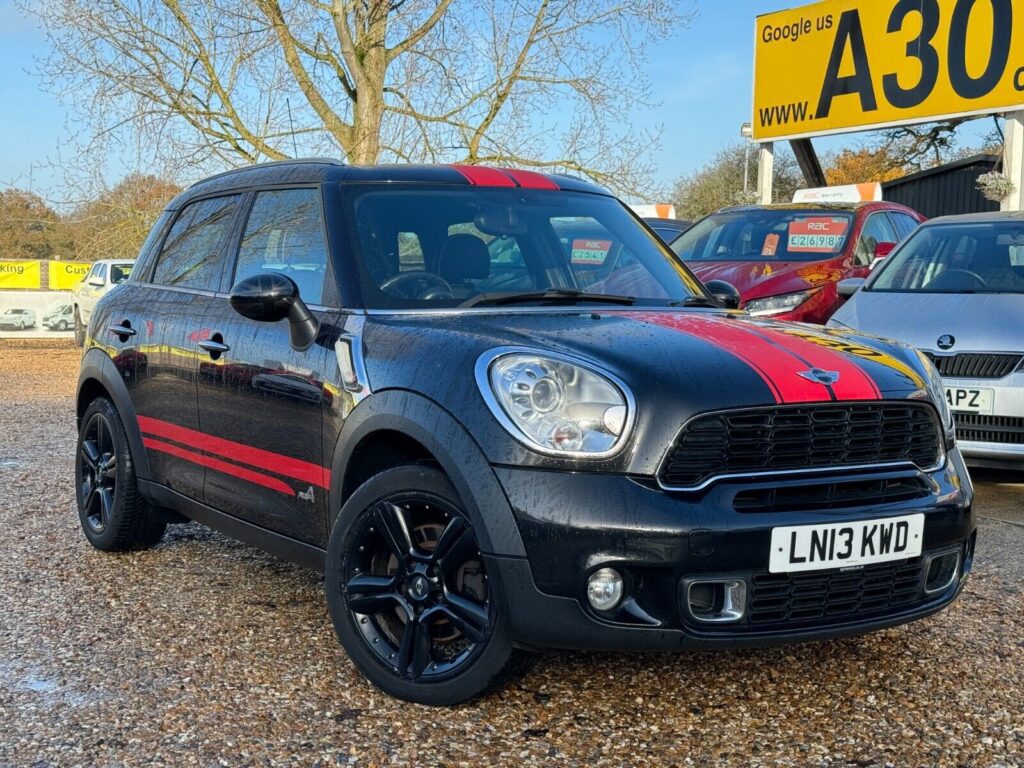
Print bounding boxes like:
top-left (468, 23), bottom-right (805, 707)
top-left (1, 341), bottom-right (1022, 768)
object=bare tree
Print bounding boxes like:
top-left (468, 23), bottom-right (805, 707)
top-left (876, 116), bottom-right (1005, 171)
top-left (25, 0), bottom-right (692, 197)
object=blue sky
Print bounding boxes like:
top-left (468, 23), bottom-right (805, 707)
top-left (0, 0), bottom-right (993, 201)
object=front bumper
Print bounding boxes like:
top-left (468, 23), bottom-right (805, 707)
top-left (487, 448), bottom-right (975, 651)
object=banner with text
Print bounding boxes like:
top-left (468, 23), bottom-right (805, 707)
top-left (0, 261), bottom-right (42, 290)
top-left (754, 0), bottom-right (1024, 141)
top-left (48, 261), bottom-right (91, 291)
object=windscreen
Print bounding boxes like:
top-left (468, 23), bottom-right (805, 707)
top-left (868, 221), bottom-right (1024, 294)
top-left (672, 209), bottom-right (855, 262)
top-left (345, 186), bottom-right (705, 308)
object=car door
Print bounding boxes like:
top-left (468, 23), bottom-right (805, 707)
top-left (197, 186), bottom-right (337, 544)
top-left (124, 194), bottom-right (243, 502)
top-left (79, 263), bottom-right (106, 323)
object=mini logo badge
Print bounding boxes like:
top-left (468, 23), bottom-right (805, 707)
top-left (937, 334), bottom-right (955, 350)
top-left (797, 368), bottom-right (841, 386)
top-left (297, 486), bottom-right (315, 502)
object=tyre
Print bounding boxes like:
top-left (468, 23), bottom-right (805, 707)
top-left (74, 307), bottom-right (84, 347)
top-left (58, 320), bottom-right (69, 331)
top-left (75, 397), bottom-right (166, 551)
top-left (326, 466), bottom-right (534, 705)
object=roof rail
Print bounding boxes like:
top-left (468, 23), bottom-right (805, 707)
top-left (188, 157), bottom-right (344, 187)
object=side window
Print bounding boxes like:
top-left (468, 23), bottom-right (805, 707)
top-left (235, 189), bottom-right (329, 305)
top-left (152, 195), bottom-right (240, 290)
top-left (96, 264), bottom-right (108, 282)
top-left (890, 213), bottom-right (919, 241)
top-left (855, 213), bottom-right (898, 266)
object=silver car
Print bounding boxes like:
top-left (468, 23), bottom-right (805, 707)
top-left (829, 211), bottom-right (1024, 471)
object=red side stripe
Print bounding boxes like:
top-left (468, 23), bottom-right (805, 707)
top-left (137, 416), bottom-right (330, 489)
top-left (142, 437), bottom-right (294, 496)
top-left (501, 169), bottom-right (559, 189)
top-left (630, 313), bottom-right (834, 404)
top-left (450, 165), bottom-right (517, 187)
top-left (745, 324), bottom-right (882, 401)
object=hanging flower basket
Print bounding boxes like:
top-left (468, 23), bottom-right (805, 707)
top-left (976, 171), bottom-right (1016, 203)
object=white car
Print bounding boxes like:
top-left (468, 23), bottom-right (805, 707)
top-left (72, 259), bottom-right (134, 345)
top-left (830, 211), bottom-right (1024, 471)
top-left (0, 308), bottom-right (37, 330)
top-left (43, 302), bottom-right (74, 331)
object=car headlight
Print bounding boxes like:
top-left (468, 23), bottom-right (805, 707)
top-left (744, 288), bottom-right (820, 316)
top-left (476, 348), bottom-right (634, 457)
top-left (915, 350), bottom-right (955, 445)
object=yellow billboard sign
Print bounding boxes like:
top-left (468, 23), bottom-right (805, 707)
top-left (753, 0), bottom-right (1024, 141)
top-left (0, 261), bottom-right (42, 290)
top-left (48, 261), bottom-right (92, 291)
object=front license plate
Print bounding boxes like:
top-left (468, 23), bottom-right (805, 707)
top-left (944, 386), bottom-right (994, 414)
top-left (769, 514), bottom-right (925, 574)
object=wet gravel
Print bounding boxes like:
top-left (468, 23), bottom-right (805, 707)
top-left (1, 340), bottom-right (1023, 767)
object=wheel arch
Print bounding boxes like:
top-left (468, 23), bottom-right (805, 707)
top-left (328, 389), bottom-right (526, 557)
top-left (77, 348), bottom-right (152, 480)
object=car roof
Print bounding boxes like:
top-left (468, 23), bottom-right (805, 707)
top-left (919, 209), bottom-right (1024, 226)
top-left (169, 159), bottom-right (609, 210)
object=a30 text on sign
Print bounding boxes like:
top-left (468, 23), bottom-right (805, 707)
top-left (754, 0), bottom-right (1024, 141)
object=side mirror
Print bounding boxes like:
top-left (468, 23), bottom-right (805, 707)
top-left (229, 272), bottom-right (320, 350)
top-left (704, 279), bottom-right (741, 310)
top-left (88, 277), bottom-right (105, 287)
top-left (837, 278), bottom-right (866, 298)
top-left (870, 241), bottom-right (896, 271)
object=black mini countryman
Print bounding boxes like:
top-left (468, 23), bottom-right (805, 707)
top-left (76, 160), bottom-right (975, 705)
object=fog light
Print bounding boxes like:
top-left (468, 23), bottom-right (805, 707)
top-left (587, 567), bottom-right (624, 611)
top-left (686, 579), bottom-right (746, 623)
top-left (924, 551), bottom-right (960, 594)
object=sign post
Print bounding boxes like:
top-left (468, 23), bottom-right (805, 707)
top-left (1003, 110), bottom-right (1024, 211)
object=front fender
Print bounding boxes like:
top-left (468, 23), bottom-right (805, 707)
top-left (327, 389), bottom-right (526, 558)
top-left (77, 347), bottom-right (152, 481)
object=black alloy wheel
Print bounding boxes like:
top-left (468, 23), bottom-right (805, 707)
top-left (79, 410), bottom-right (117, 534)
top-left (327, 466), bottom-right (533, 705)
top-left (344, 494), bottom-right (492, 681)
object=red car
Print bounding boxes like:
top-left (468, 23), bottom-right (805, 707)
top-left (670, 202), bottom-right (925, 324)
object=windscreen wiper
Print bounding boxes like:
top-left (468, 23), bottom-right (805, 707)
top-left (461, 289), bottom-right (637, 308)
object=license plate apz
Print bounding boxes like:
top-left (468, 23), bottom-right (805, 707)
top-left (768, 514), bottom-right (925, 574)
top-left (944, 386), bottom-right (994, 414)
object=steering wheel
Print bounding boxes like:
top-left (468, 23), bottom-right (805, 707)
top-left (380, 270), bottom-right (454, 300)
top-left (926, 269), bottom-right (988, 291)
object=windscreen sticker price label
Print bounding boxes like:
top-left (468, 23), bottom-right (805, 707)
top-left (571, 239), bottom-right (612, 265)
top-left (787, 218), bottom-right (849, 253)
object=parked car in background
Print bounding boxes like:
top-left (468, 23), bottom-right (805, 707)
top-left (643, 217), bottom-right (692, 245)
top-left (75, 160), bottom-right (973, 705)
top-left (671, 201), bottom-right (924, 323)
top-left (830, 211), bottom-right (1024, 471)
top-left (43, 302), bottom-right (74, 331)
top-left (72, 259), bottom-right (134, 345)
top-left (0, 307), bottom-right (37, 330)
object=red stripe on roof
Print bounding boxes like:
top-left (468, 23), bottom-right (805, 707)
top-left (137, 415), bottom-right (330, 489)
top-left (501, 169), bottom-right (559, 190)
top-left (450, 165), bottom-right (517, 187)
top-left (142, 437), bottom-right (295, 496)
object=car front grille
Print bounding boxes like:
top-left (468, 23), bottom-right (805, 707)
top-left (954, 413), bottom-right (1024, 444)
top-left (732, 476), bottom-right (931, 514)
top-left (746, 560), bottom-right (924, 627)
top-left (658, 403), bottom-right (944, 490)
top-left (924, 352), bottom-right (1023, 379)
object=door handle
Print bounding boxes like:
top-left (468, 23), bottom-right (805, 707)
top-left (108, 322), bottom-right (136, 339)
top-left (198, 335), bottom-right (230, 356)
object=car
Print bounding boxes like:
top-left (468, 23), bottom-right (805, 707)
top-left (830, 210), bottom-right (1024, 471)
top-left (0, 307), bottom-right (37, 330)
top-left (670, 201), bottom-right (924, 323)
top-left (72, 259), bottom-right (134, 346)
top-left (643, 217), bottom-right (692, 245)
top-left (43, 302), bottom-right (74, 331)
top-left (76, 160), bottom-right (974, 705)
